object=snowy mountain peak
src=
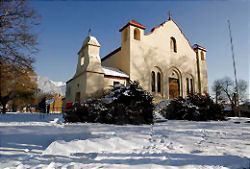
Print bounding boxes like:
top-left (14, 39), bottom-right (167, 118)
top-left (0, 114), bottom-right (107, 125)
top-left (37, 76), bottom-right (66, 95)
top-left (50, 80), bottom-right (66, 87)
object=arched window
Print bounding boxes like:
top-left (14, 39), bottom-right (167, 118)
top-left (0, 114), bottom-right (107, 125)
top-left (170, 37), bottom-right (177, 53)
top-left (157, 72), bottom-right (161, 93)
top-left (134, 28), bottom-right (140, 40)
top-left (200, 51), bottom-right (205, 60)
top-left (75, 92), bottom-right (80, 103)
top-left (186, 75), bottom-right (194, 95)
top-left (151, 71), bottom-right (155, 92)
top-left (81, 54), bottom-right (84, 66)
top-left (190, 79), bottom-right (193, 94)
top-left (186, 78), bottom-right (189, 94)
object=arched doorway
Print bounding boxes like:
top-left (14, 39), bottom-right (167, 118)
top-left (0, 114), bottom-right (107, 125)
top-left (168, 68), bottom-right (181, 99)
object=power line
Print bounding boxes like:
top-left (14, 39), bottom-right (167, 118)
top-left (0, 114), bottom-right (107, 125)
top-left (227, 20), bottom-right (239, 106)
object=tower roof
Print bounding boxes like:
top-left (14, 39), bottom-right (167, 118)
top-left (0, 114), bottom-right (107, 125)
top-left (193, 44), bottom-right (207, 52)
top-left (82, 35), bottom-right (101, 47)
top-left (119, 20), bottom-right (146, 32)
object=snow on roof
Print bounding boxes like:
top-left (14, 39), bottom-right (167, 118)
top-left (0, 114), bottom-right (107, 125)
top-left (83, 36), bottom-right (100, 47)
top-left (102, 66), bottom-right (129, 78)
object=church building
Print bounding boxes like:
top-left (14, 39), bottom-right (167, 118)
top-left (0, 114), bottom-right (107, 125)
top-left (65, 14), bottom-right (208, 104)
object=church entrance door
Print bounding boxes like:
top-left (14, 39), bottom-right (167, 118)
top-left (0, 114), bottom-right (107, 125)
top-left (75, 92), bottom-right (80, 103)
top-left (169, 78), bottom-right (179, 98)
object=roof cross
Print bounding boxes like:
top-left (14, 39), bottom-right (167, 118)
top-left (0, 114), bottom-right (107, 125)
top-left (88, 28), bottom-right (91, 36)
top-left (169, 11), bottom-right (172, 20)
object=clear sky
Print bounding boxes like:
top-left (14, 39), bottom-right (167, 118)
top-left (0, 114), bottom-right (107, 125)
top-left (30, 0), bottom-right (249, 97)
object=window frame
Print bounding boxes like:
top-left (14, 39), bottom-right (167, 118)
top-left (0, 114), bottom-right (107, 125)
top-left (134, 28), bottom-right (140, 41)
top-left (80, 54), bottom-right (84, 66)
top-left (157, 72), bottom-right (161, 93)
top-left (151, 71), bottom-right (156, 92)
top-left (200, 51), bottom-right (205, 61)
top-left (170, 37), bottom-right (177, 53)
top-left (190, 78), bottom-right (193, 94)
top-left (113, 81), bottom-right (120, 86)
top-left (186, 78), bottom-right (189, 94)
top-left (75, 92), bottom-right (80, 103)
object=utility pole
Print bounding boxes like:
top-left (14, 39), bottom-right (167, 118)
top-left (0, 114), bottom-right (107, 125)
top-left (228, 20), bottom-right (239, 115)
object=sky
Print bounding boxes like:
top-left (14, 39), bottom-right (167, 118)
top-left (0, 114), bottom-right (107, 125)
top-left (30, 0), bottom-right (249, 97)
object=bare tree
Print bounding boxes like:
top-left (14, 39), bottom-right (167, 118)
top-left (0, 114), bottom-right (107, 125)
top-left (212, 79), bottom-right (225, 104)
top-left (0, 0), bottom-right (40, 113)
top-left (212, 77), bottom-right (248, 115)
top-left (237, 79), bottom-right (248, 103)
top-left (0, 0), bottom-right (40, 66)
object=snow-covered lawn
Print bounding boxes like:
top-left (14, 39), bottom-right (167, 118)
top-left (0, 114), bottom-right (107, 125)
top-left (0, 113), bottom-right (250, 169)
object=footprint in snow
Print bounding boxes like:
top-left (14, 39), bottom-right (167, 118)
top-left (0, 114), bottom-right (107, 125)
top-left (46, 161), bottom-right (55, 169)
top-left (191, 150), bottom-right (203, 154)
top-left (16, 164), bottom-right (24, 169)
top-left (167, 142), bottom-right (174, 150)
top-left (71, 153), bottom-right (98, 159)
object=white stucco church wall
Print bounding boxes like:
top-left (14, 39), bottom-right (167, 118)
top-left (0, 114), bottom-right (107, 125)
top-left (65, 15), bottom-right (208, 104)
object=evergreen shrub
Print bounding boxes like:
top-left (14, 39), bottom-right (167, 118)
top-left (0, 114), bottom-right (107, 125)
top-left (64, 82), bottom-right (154, 124)
top-left (160, 94), bottom-right (225, 121)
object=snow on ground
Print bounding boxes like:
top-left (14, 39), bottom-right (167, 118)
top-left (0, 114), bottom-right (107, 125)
top-left (0, 113), bottom-right (250, 169)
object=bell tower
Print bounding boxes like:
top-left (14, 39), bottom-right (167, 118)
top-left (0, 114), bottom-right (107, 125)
top-left (119, 20), bottom-right (146, 76)
top-left (75, 31), bottom-right (103, 76)
top-left (120, 20), bottom-right (146, 47)
top-left (193, 44), bottom-right (208, 94)
top-left (74, 32), bottom-right (104, 100)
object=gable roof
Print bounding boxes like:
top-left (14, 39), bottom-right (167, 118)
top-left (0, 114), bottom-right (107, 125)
top-left (102, 18), bottom-right (206, 64)
top-left (145, 19), bottom-right (196, 51)
top-left (101, 47), bottom-right (121, 62)
top-left (119, 20), bottom-right (146, 32)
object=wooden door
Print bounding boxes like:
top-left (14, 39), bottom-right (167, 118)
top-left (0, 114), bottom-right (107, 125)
top-left (169, 78), bottom-right (179, 99)
top-left (75, 92), bottom-right (80, 103)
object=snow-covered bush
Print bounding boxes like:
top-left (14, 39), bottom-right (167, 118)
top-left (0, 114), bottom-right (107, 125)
top-left (154, 99), bottom-right (171, 116)
top-left (160, 94), bottom-right (225, 121)
top-left (64, 82), bottom-right (154, 124)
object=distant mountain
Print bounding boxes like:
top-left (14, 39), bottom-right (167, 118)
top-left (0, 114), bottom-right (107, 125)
top-left (37, 76), bottom-right (66, 95)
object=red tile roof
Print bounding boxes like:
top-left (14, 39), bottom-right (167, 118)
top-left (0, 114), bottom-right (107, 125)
top-left (119, 20), bottom-right (146, 32)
